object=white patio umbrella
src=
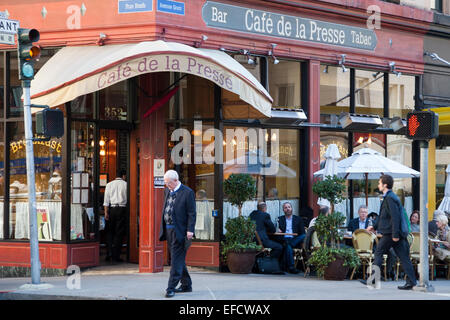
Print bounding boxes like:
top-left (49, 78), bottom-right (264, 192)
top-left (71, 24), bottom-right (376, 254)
top-left (317, 144), bottom-right (341, 208)
top-left (438, 164), bottom-right (450, 214)
top-left (314, 147), bottom-right (420, 206)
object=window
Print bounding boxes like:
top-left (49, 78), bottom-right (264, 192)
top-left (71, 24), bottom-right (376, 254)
top-left (431, 0), bottom-right (443, 12)
top-left (8, 121), bottom-right (63, 241)
top-left (99, 81), bottom-right (128, 120)
top-left (355, 70), bottom-right (384, 116)
top-left (389, 74), bottom-right (415, 118)
top-left (179, 75), bottom-right (214, 119)
top-left (268, 60), bottom-right (301, 109)
top-left (70, 122), bottom-right (95, 240)
top-left (320, 65), bottom-right (350, 123)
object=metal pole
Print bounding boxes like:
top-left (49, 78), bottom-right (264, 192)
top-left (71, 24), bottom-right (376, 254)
top-left (23, 82), bottom-right (41, 284)
top-left (415, 141), bottom-right (433, 292)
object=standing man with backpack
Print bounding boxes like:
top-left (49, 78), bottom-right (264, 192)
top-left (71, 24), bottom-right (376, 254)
top-left (365, 174), bottom-right (417, 290)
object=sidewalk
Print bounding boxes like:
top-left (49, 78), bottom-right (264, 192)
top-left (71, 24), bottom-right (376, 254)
top-left (1, 264), bottom-right (449, 300)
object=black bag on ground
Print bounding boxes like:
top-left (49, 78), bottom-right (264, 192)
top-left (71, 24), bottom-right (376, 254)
top-left (254, 256), bottom-right (283, 274)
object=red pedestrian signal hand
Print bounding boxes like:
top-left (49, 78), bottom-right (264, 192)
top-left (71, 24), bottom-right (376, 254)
top-left (408, 115), bottom-right (420, 136)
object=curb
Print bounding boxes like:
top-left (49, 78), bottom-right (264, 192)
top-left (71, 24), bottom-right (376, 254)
top-left (0, 292), bottom-right (137, 300)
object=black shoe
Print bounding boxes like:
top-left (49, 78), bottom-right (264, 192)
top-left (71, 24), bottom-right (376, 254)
top-left (288, 268), bottom-right (300, 274)
top-left (398, 283), bottom-right (414, 290)
top-left (174, 286), bottom-right (192, 293)
top-left (359, 279), bottom-right (367, 286)
top-left (165, 290), bottom-right (175, 298)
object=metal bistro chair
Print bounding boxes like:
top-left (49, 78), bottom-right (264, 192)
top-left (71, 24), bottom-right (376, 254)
top-left (350, 229), bottom-right (377, 280)
top-left (293, 227), bottom-right (309, 271)
top-left (407, 232), bottom-right (435, 281)
top-left (304, 231), bottom-right (321, 277)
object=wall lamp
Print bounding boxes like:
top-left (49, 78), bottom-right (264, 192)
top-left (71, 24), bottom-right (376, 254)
top-left (338, 54), bottom-right (347, 72)
top-left (425, 52), bottom-right (450, 66)
top-left (241, 49), bottom-right (256, 65)
top-left (389, 61), bottom-right (402, 77)
top-left (268, 43), bottom-right (279, 65)
top-left (194, 34), bottom-right (208, 48)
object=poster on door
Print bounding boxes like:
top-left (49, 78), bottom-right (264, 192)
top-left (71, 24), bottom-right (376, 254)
top-left (37, 208), bottom-right (53, 241)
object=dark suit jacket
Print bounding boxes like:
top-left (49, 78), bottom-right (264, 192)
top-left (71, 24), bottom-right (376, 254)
top-left (278, 215), bottom-right (305, 236)
top-left (374, 190), bottom-right (402, 238)
top-left (347, 218), bottom-right (369, 233)
top-left (249, 210), bottom-right (276, 244)
top-left (159, 184), bottom-right (196, 243)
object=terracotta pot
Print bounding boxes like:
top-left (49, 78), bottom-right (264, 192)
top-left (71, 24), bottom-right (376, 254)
top-left (226, 251), bottom-right (257, 274)
top-left (324, 256), bottom-right (349, 281)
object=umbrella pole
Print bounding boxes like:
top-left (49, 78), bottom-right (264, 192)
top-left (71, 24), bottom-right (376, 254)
top-left (365, 173), bottom-right (368, 207)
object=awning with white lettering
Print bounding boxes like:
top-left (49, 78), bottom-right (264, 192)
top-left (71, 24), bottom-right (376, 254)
top-left (30, 40), bottom-right (273, 118)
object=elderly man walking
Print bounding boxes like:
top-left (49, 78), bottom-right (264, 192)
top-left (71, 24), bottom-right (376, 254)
top-left (159, 170), bottom-right (196, 298)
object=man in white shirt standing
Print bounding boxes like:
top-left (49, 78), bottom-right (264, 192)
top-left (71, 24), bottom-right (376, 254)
top-left (103, 169), bottom-right (127, 263)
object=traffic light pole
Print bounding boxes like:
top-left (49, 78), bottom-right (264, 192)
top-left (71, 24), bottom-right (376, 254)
top-left (23, 81), bottom-right (41, 284)
top-left (414, 140), bottom-right (433, 292)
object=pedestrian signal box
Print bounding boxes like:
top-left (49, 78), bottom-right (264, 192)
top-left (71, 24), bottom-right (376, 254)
top-left (36, 108), bottom-right (64, 137)
top-left (406, 111), bottom-right (439, 140)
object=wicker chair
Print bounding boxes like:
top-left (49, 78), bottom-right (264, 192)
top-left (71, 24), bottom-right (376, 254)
top-left (304, 231), bottom-right (321, 277)
top-left (350, 229), bottom-right (377, 280)
top-left (407, 232), bottom-right (435, 281)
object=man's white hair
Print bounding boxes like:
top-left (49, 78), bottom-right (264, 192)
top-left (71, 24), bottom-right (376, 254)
top-left (436, 214), bottom-right (448, 226)
top-left (164, 170), bottom-right (179, 181)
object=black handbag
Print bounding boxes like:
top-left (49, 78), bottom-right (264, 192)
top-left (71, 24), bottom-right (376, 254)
top-left (255, 256), bottom-right (283, 274)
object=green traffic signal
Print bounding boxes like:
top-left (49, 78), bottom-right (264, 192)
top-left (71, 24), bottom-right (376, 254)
top-left (17, 28), bottom-right (41, 82)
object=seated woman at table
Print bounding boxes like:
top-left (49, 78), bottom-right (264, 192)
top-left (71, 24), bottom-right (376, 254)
top-left (433, 215), bottom-right (450, 262)
top-left (409, 210), bottom-right (420, 233)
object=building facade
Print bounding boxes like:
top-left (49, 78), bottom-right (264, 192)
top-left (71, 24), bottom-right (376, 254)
top-left (0, 0), bottom-right (437, 274)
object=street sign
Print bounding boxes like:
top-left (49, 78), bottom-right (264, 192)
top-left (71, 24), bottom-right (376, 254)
top-left (0, 17), bottom-right (19, 34)
top-left (0, 32), bottom-right (15, 45)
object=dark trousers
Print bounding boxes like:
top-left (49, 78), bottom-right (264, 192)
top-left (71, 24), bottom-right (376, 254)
top-left (106, 206), bottom-right (126, 261)
top-left (282, 234), bottom-right (306, 269)
top-left (262, 239), bottom-right (283, 259)
top-left (373, 235), bottom-right (417, 285)
top-left (166, 228), bottom-right (192, 291)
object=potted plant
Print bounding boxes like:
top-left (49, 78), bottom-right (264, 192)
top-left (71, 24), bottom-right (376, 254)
top-left (307, 177), bottom-right (360, 280)
top-left (222, 174), bottom-right (261, 273)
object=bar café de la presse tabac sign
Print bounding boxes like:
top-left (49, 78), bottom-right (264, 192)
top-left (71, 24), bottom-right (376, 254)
top-left (202, 1), bottom-right (377, 51)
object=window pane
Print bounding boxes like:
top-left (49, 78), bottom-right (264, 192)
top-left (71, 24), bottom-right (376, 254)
top-left (99, 81), bottom-right (128, 120)
top-left (70, 122), bottom-right (95, 240)
top-left (268, 61), bottom-right (301, 109)
top-left (223, 126), bottom-right (265, 232)
top-left (355, 70), bottom-right (384, 116)
top-left (265, 129), bottom-right (300, 220)
top-left (389, 74), bottom-right (415, 118)
top-left (320, 65), bottom-right (350, 123)
top-left (71, 94), bottom-right (94, 119)
top-left (9, 121), bottom-right (63, 241)
top-left (167, 123), bottom-right (215, 240)
top-left (386, 135), bottom-right (413, 213)
top-left (179, 75), bottom-right (214, 119)
top-left (9, 49), bottom-right (59, 117)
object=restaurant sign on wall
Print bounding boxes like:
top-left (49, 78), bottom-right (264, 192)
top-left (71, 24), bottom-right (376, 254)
top-left (202, 1), bottom-right (377, 51)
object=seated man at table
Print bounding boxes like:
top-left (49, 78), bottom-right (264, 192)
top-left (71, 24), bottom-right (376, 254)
top-left (276, 202), bottom-right (306, 274)
top-left (249, 202), bottom-right (283, 260)
top-left (347, 205), bottom-right (370, 233)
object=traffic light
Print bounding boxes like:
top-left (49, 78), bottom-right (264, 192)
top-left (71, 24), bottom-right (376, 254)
top-left (17, 28), bottom-right (40, 82)
top-left (35, 108), bottom-right (64, 137)
top-left (406, 110), bottom-right (439, 140)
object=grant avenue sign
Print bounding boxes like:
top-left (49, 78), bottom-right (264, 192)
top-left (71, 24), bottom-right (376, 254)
top-left (202, 1), bottom-right (377, 51)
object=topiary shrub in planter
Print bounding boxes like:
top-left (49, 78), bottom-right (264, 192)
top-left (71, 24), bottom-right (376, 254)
top-left (308, 177), bottom-right (360, 280)
top-left (222, 174), bottom-right (261, 273)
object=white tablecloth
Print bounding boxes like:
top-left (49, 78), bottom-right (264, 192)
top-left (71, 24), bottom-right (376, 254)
top-left (70, 204), bottom-right (85, 240)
